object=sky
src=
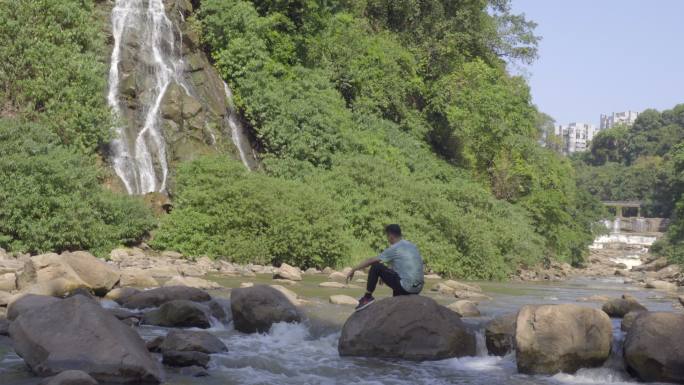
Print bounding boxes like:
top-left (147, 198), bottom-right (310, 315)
top-left (511, 0), bottom-right (684, 127)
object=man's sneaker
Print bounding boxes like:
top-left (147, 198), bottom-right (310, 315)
top-left (355, 295), bottom-right (375, 312)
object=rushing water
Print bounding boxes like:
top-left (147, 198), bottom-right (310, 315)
top-left (108, 0), bottom-right (188, 194)
top-left (1, 274), bottom-right (680, 385)
top-left (223, 82), bottom-right (256, 170)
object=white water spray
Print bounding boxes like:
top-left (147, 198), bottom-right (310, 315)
top-left (107, 0), bottom-right (188, 194)
top-left (224, 82), bottom-right (254, 169)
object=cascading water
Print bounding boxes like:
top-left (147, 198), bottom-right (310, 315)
top-left (224, 82), bottom-right (255, 170)
top-left (108, 0), bottom-right (188, 194)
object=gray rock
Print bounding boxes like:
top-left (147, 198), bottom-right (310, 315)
top-left (446, 300), bottom-right (480, 317)
top-left (231, 285), bottom-right (302, 333)
top-left (9, 295), bottom-right (161, 383)
top-left (621, 310), bottom-right (647, 332)
top-left (0, 319), bottom-right (9, 336)
top-left (160, 330), bottom-right (227, 354)
top-left (485, 312), bottom-right (517, 356)
top-left (624, 312), bottom-right (684, 383)
top-left (515, 304), bottom-right (612, 375)
top-left (602, 295), bottom-right (647, 318)
top-left (40, 370), bottom-right (98, 385)
top-left (7, 294), bottom-right (61, 321)
top-left (121, 286), bottom-right (211, 309)
top-left (142, 299), bottom-right (212, 328)
top-left (338, 295), bottom-right (476, 360)
top-left (162, 351), bottom-right (210, 368)
top-left (145, 336), bottom-right (164, 353)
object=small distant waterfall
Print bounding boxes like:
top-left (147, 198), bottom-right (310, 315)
top-left (224, 82), bottom-right (255, 170)
top-left (108, 0), bottom-right (187, 194)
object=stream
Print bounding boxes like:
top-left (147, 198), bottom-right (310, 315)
top-left (0, 271), bottom-right (680, 385)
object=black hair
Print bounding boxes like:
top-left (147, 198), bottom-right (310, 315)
top-left (385, 224), bottom-right (402, 237)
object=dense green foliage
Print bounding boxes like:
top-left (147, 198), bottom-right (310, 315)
top-left (0, 0), bottom-right (111, 152)
top-left (0, 120), bottom-right (156, 256)
top-left (150, 0), bottom-right (604, 278)
top-left (575, 105), bottom-right (684, 264)
top-left (0, 1), bottom-right (154, 256)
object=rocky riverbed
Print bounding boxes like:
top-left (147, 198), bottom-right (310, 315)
top-left (0, 246), bottom-right (683, 385)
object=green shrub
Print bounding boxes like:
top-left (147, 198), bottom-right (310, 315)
top-left (0, 0), bottom-right (110, 152)
top-left (151, 156), bottom-right (351, 268)
top-left (0, 120), bottom-right (155, 256)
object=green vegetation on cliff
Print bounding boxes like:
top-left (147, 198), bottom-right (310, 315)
top-left (153, 0), bottom-right (603, 278)
top-left (0, 121), bottom-right (156, 256)
top-left (0, 1), bottom-right (155, 255)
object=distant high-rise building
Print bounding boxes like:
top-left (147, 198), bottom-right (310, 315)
top-left (556, 122), bottom-right (596, 154)
top-left (600, 110), bottom-right (639, 130)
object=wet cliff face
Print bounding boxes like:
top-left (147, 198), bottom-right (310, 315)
top-left (101, 0), bottom-right (252, 195)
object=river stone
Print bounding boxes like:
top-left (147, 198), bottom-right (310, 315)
top-left (329, 295), bottom-right (358, 306)
top-left (644, 279), bottom-right (677, 291)
top-left (60, 252), bottom-right (120, 295)
top-left (7, 294), bottom-right (61, 321)
top-left (338, 295), bottom-right (476, 360)
top-left (621, 310), bottom-right (646, 332)
top-left (0, 319), bottom-right (9, 336)
top-left (104, 287), bottom-right (141, 304)
top-left (9, 295), bottom-right (161, 383)
top-left (160, 330), bottom-right (227, 354)
top-left (273, 263), bottom-right (302, 281)
top-left (231, 285), bottom-right (302, 333)
top-left (0, 272), bottom-right (16, 291)
top-left (142, 300), bottom-right (212, 328)
top-left (328, 272), bottom-right (347, 281)
top-left (121, 286), bottom-right (211, 309)
top-left (162, 351), bottom-right (210, 368)
top-left (679, 295), bottom-right (684, 306)
top-left (624, 312), bottom-right (684, 383)
top-left (446, 300), bottom-right (480, 317)
top-left (601, 295), bottom-right (647, 317)
top-left (164, 276), bottom-right (220, 290)
top-left (269, 284), bottom-right (301, 306)
top-left (0, 290), bottom-right (10, 306)
top-left (515, 304), bottom-right (612, 375)
top-left (119, 268), bottom-right (159, 288)
top-left (40, 370), bottom-right (99, 385)
top-left (319, 282), bottom-right (346, 288)
top-left (485, 312), bottom-right (517, 356)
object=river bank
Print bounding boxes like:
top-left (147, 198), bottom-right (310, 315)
top-left (1, 245), bottom-right (683, 385)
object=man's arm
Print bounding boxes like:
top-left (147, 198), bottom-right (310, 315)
top-left (346, 257), bottom-right (381, 283)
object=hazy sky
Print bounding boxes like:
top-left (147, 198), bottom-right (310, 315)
top-left (511, 0), bottom-right (684, 126)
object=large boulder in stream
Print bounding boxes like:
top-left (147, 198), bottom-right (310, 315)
top-left (40, 370), bottom-right (98, 385)
top-left (624, 312), bottom-right (684, 383)
top-left (142, 299), bottom-right (212, 328)
top-left (7, 294), bottom-right (61, 321)
top-left (485, 312), bottom-right (517, 356)
top-left (515, 304), bottom-right (612, 375)
top-left (601, 295), bottom-right (647, 318)
top-left (160, 330), bottom-right (227, 354)
top-left (230, 285), bottom-right (302, 333)
top-left (120, 285), bottom-right (211, 309)
top-left (338, 295), bottom-right (476, 360)
top-left (9, 295), bottom-right (161, 383)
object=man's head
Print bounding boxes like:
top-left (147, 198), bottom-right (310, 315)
top-left (385, 224), bottom-right (402, 244)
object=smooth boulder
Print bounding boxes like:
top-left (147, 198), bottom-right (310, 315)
top-left (624, 312), bottom-right (684, 383)
top-left (515, 304), bottom-right (612, 375)
top-left (446, 300), bottom-right (480, 317)
top-left (273, 263), bottom-right (302, 281)
top-left (121, 286), bottom-right (211, 309)
top-left (9, 295), bottom-right (161, 383)
top-left (7, 294), bottom-right (61, 321)
top-left (142, 300), bottom-right (212, 328)
top-left (160, 330), bottom-right (227, 354)
top-left (485, 312), bottom-right (517, 356)
top-left (40, 370), bottom-right (98, 385)
top-left (602, 295), bottom-right (647, 318)
top-left (338, 295), bottom-right (476, 360)
top-left (230, 285), bottom-right (302, 333)
top-left (162, 351), bottom-right (210, 368)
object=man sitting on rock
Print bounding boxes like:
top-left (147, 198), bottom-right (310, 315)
top-left (346, 224), bottom-right (424, 311)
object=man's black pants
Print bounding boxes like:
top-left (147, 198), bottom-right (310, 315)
top-left (367, 263), bottom-right (410, 296)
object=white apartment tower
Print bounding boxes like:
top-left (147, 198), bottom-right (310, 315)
top-left (555, 122), bottom-right (596, 154)
top-left (600, 110), bottom-right (639, 130)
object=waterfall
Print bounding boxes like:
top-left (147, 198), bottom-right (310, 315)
top-left (224, 82), bottom-right (254, 170)
top-left (107, 0), bottom-right (187, 194)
